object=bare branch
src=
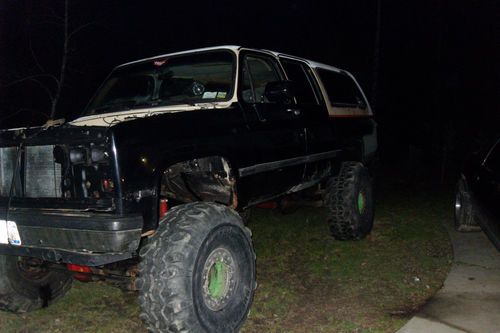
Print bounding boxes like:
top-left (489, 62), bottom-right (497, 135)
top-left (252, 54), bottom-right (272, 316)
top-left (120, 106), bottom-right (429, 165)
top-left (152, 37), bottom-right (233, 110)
top-left (30, 78), bottom-right (55, 101)
top-left (31, 20), bottom-right (65, 27)
top-left (3, 76), bottom-right (55, 106)
top-left (3, 74), bottom-right (59, 88)
top-left (31, 14), bottom-right (64, 23)
top-left (50, 0), bottom-right (69, 119)
top-left (29, 37), bottom-right (45, 73)
top-left (67, 22), bottom-right (96, 42)
top-left (0, 108), bottom-right (50, 122)
top-left (38, 4), bottom-right (64, 22)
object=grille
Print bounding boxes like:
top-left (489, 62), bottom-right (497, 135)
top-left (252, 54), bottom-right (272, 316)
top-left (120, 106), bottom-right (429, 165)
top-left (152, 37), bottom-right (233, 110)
top-left (0, 145), bottom-right (62, 198)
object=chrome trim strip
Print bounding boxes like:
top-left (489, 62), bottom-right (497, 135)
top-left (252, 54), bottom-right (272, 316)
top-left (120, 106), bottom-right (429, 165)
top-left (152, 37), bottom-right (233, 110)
top-left (238, 150), bottom-right (339, 177)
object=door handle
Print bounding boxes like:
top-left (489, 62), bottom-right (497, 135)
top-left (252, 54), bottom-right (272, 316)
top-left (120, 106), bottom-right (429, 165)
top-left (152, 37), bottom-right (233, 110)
top-left (286, 108), bottom-right (301, 116)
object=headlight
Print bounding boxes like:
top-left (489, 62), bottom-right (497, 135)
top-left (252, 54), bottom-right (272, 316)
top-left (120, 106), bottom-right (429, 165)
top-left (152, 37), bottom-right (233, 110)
top-left (69, 148), bottom-right (87, 164)
top-left (90, 147), bottom-right (107, 163)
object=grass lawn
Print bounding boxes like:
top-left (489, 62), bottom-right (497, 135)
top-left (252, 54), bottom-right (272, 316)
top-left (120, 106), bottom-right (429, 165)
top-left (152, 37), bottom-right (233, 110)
top-left (0, 183), bottom-right (452, 333)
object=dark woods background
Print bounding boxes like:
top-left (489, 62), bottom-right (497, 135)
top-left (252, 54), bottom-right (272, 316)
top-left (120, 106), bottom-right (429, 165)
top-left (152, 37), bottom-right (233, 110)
top-left (0, 0), bottom-right (498, 185)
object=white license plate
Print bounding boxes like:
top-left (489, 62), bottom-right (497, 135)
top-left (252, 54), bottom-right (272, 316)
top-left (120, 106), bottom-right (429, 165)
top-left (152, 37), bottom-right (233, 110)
top-left (0, 220), bottom-right (21, 246)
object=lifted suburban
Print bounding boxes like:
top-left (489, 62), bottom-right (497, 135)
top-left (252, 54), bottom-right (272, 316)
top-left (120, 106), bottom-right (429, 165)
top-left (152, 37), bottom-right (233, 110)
top-left (0, 46), bottom-right (377, 332)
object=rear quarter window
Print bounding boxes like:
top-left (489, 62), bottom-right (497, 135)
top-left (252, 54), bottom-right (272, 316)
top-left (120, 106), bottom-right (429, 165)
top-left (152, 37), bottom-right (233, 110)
top-left (317, 69), bottom-right (365, 108)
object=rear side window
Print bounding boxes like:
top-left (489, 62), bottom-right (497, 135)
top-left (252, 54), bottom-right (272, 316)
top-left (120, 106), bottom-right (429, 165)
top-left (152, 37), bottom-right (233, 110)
top-left (281, 59), bottom-right (319, 105)
top-left (317, 69), bottom-right (365, 108)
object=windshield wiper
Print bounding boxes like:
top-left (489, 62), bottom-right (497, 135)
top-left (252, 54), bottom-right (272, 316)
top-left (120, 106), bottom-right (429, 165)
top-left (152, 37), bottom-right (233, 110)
top-left (152, 99), bottom-right (198, 107)
top-left (90, 99), bottom-right (201, 115)
top-left (91, 100), bottom-right (140, 114)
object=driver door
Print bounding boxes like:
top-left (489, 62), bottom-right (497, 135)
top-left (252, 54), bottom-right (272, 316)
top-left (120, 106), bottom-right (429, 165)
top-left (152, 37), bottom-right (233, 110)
top-left (237, 51), bottom-right (306, 202)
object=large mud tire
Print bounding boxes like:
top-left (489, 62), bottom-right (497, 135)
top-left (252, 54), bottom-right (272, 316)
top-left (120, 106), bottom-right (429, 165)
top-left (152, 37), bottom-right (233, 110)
top-left (454, 178), bottom-right (480, 232)
top-left (0, 255), bottom-right (72, 313)
top-left (137, 202), bottom-right (256, 333)
top-left (325, 161), bottom-right (374, 240)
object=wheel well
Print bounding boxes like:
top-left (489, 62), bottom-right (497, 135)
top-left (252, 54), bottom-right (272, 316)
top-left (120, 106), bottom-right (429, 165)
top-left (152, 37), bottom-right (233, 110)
top-left (160, 156), bottom-right (237, 208)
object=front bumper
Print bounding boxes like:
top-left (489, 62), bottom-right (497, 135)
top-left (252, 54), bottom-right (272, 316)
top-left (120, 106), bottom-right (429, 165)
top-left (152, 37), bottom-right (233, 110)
top-left (0, 208), bottom-right (143, 266)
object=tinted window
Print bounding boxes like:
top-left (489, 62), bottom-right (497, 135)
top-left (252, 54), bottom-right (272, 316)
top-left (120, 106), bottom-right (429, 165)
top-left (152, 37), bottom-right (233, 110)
top-left (281, 59), bottom-right (318, 105)
top-left (99, 75), bottom-right (154, 107)
top-left (317, 69), bottom-right (365, 107)
top-left (241, 55), bottom-right (281, 103)
top-left (85, 51), bottom-right (235, 115)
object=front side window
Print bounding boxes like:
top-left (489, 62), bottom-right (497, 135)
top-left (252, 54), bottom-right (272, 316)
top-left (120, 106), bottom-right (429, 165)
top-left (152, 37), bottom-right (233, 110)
top-left (240, 55), bottom-right (282, 103)
top-left (317, 69), bottom-right (366, 108)
top-left (84, 51), bottom-right (235, 115)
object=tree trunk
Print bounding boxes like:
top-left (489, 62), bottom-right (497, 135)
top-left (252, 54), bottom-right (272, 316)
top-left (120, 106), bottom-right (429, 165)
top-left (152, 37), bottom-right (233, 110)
top-left (371, 0), bottom-right (382, 111)
top-left (50, 0), bottom-right (68, 119)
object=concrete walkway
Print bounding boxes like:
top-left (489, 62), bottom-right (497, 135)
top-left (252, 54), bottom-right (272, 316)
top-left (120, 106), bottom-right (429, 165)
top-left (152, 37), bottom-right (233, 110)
top-left (397, 220), bottom-right (500, 333)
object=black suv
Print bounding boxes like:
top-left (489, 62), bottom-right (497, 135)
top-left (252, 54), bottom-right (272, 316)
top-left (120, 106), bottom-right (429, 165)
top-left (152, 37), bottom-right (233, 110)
top-left (0, 46), bottom-right (377, 332)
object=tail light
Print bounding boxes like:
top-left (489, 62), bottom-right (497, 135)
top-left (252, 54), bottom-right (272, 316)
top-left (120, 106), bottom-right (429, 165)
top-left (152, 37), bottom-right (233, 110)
top-left (67, 264), bottom-right (92, 282)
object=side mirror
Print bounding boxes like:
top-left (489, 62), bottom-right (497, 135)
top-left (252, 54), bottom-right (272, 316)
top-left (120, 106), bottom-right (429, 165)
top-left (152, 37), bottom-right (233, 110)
top-left (264, 81), bottom-right (295, 105)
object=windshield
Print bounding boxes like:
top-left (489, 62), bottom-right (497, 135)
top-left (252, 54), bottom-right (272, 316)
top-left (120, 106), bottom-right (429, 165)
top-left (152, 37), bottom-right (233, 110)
top-left (84, 51), bottom-right (235, 116)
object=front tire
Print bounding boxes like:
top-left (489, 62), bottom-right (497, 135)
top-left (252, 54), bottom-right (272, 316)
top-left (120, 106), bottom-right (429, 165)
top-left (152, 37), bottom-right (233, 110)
top-left (0, 255), bottom-right (72, 313)
top-left (137, 202), bottom-right (256, 333)
top-left (325, 161), bottom-right (374, 240)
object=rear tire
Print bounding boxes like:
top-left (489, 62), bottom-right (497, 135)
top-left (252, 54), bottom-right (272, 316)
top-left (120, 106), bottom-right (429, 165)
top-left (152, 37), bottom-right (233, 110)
top-left (0, 255), bottom-right (72, 313)
top-left (137, 202), bottom-right (256, 333)
top-left (325, 161), bottom-right (374, 240)
top-left (454, 178), bottom-right (480, 232)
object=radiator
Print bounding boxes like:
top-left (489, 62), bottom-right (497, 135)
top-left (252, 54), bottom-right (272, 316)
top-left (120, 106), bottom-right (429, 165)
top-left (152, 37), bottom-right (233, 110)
top-left (0, 145), bottom-right (62, 198)
top-left (25, 145), bottom-right (62, 198)
top-left (0, 147), bottom-right (16, 197)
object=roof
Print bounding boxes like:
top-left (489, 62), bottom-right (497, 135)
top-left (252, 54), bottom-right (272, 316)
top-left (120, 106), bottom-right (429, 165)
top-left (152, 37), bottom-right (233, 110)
top-left (117, 45), bottom-right (242, 68)
top-left (116, 45), bottom-right (345, 74)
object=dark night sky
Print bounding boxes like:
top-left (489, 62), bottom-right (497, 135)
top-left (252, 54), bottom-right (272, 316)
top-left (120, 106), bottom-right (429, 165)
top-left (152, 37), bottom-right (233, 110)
top-left (0, 0), bottom-right (498, 177)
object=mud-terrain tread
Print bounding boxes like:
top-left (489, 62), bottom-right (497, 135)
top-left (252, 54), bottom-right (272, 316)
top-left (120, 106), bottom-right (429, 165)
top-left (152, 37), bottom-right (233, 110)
top-left (325, 161), bottom-right (374, 240)
top-left (0, 255), bottom-right (72, 313)
top-left (137, 202), bottom-right (255, 333)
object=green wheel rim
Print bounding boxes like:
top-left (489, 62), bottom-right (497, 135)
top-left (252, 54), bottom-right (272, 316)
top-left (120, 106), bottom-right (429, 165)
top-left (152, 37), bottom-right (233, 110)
top-left (208, 261), bottom-right (227, 298)
top-left (202, 247), bottom-right (236, 311)
top-left (357, 191), bottom-right (366, 214)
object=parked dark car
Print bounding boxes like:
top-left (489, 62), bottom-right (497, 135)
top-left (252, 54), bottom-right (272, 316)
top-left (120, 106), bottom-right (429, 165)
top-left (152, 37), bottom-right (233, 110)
top-left (0, 46), bottom-right (377, 332)
top-left (455, 137), bottom-right (500, 250)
